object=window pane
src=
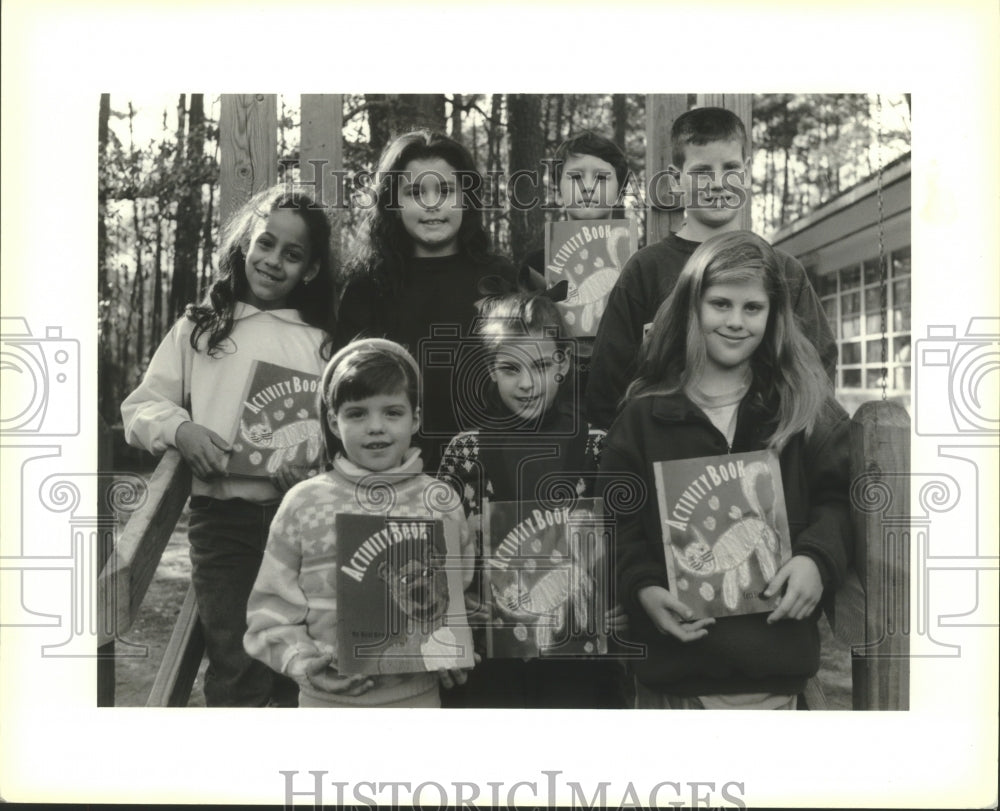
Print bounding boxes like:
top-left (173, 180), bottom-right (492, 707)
top-left (842, 291), bottom-right (860, 315)
top-left (841, 342), bottom-right (862, 364)
top-left (865, 286), bottom-right (882, 313)
top-left (863, 257), bottom-right (882, 285)
top-left (818, 275), bottom-right (837, 297)
top-left (842, 369), bottom-right (861, 388)
top-left (893, 306), bottom-right (910, 331)
top-left (866, 338), bottom-right (884, 363)
top-left (893, 277), bottom-right (910, 306)
top-left (840, 266), bottom-right (860, 289)
top-left (892, 246), bottom-right (911, 277)
top-left (866, 369), bottom-right (885, 389)
top-left (894, 365), bottom-right (911, 389)
top-left (866, 313), bottom-right (883, 334)
top-left (842, 316), bottom-right (860, 339)
top-left (894, 335), bottom-right (911, 364)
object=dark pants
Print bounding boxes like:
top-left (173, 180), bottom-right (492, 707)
top-left (188, 496), bottom-right (298, 707)
top-left (440, 656), bottom-right (629, 709)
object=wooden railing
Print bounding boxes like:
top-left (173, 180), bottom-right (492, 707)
top-left (97, 401), bottom-right (911, 709)
top-left (96, 449), bottom-right (202, 706)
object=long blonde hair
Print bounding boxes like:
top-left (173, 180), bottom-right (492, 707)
top-left (626, 230), bottom-right (830, 450)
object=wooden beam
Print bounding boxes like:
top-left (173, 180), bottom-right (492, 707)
top-left (300, 93), bottom-right (344, 271)
top-left (97, 450), bottom-right (191, 647)
top-left (696, 94), bottom-right (753, 231)
top-left (219, 94), bottom-right (278, 226)
top-left (645, 94), bottom-right (754, 243)
top-left (645, 95), bottom-right (688, 244)
top-left (829, 569), bottom-right (866, 646)
top-left (146, 583), bottom-right (205, 707)
top-left (846, 400), bottom-right (910, 710)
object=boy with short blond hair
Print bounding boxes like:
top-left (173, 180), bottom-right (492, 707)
top-left (585, 107), bottom-right (837, 429)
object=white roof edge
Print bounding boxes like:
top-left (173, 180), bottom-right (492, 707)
top-left (769, 155), bottom-right (911, 245)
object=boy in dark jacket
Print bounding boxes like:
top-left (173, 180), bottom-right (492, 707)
top-left (585, 107), bottom-right (837, 429)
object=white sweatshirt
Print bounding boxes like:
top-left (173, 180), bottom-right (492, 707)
top-left (121, 302), bottom-right (327, 503)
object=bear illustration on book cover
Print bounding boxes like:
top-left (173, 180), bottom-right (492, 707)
top-left (653, 450), bottom-right (792, 619)
top-left (336, 514), bottom-right (474, 675)
top-left (227, 359), bottom-right (324, 478)
top-left (544, 219), bottom-right (638, 337)
top-left (484, 498), bottom-right (608, 658)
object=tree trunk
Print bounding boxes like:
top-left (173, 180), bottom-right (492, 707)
top-left (152, 209), bottom-right (163, 349)
top-left (200, 180), bottom-right (215, 300)
top-left (127, 196), bottom-right (144, 377)
top-left (398, 94), bottom-right (445, 133)
top-left (98, 93), bottom-right (112, 422)
top-left (117, 262), bottom-right (129, 408)
top-left (98, 94), bottom-right (111, 314)
top-left (366, 93), bottom-right (391, 158)
top-left (136, 200), bottom-right (146, 367)
top-left (767, 148), bottom-right (776, 227)
top-left (450, 94), bottom-right (463, 143)
top-left (170, 94), bottom-right (205, 319)
top-left (505, 94), bottom-right (545, 264)
top-left (780, 146), bottom-right (790, 226)
top-left (612, 94), bottom-right (628, 150)
top-left (542, 95), bottom-right (552, 148)
top-left (486, 94), bottom-right (504, 248)
top-left (168, 96), bottom-right (187, 320)
top-left (471, 116), bottom-right (479, 169)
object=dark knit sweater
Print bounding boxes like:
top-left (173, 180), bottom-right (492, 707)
top-left (335, 253), bottom-right (517, 470)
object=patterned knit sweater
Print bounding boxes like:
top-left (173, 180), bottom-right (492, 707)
top-left (244, 449), bottom-right (472, 707)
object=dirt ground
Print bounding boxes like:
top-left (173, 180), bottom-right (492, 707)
top-left (113, 505), bottom-right (854, 710)
top-left (113, 505), bottom-right (207, 707)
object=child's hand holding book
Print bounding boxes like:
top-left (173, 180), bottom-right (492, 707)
top-left (287, 652), bottom-right (374, 696)
top-left (637, 585), bottom-right (715, 643)
top-left (437, 652), bottom-right (481, 690)
top-left (175, 421), bottom-right (231, 479)
top-left (269, 460), bottom-right (314, 493)
top-left (764, 555), bottom-right (823, 623)
top-left (605, 603), bottom-right (629, 633)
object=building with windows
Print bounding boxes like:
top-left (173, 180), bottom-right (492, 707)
top-left (769, 154), bottom-right (911, 414)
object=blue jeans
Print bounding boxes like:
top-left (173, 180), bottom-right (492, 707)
top-left (188, 496), bottom-right (298, 707)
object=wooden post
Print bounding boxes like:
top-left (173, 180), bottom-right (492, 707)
top-left (219, 94), bottom-right (278, 226)
top-left (847, 400), bottom-right (911, 710)
top-left (645, 95), bottom-right (688, 244)
top-left (696, 94), bottom-right (752, 232)
top-left (645, 94), bottom-right (753, 245)
top-left (300, 94), bottom-right (344, 278)
top-left (146, 583), bottom-right (204, 707)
